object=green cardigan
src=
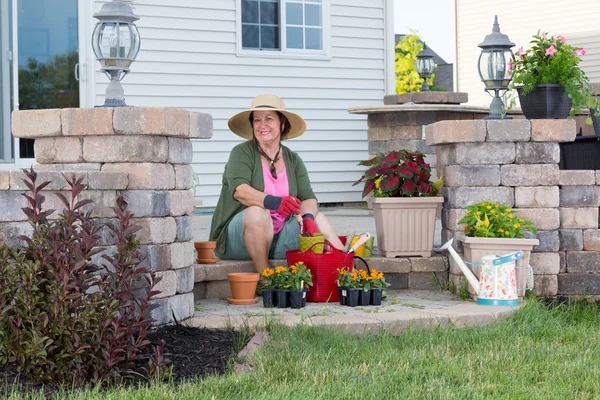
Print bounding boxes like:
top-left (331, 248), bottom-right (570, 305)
top-left (209, 140), bottom-right (316, 255)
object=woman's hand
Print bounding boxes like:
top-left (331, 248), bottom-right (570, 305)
top-left (264, 195), bottom-right (301, 217)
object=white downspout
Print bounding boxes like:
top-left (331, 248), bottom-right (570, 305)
top-left (384, 0), bottom-right (395, 96)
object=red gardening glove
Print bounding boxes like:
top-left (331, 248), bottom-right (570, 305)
top-left (275, 196), bottom-right (301, 217)
top-left (302, 217), bottom-right (318, 236)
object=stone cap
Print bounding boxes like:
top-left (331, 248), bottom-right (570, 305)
top-left (12, 107), bottom-right (213, 139)
top-left (348, 103), bottom-right (491, 115)
top-left (384, 92), bottom-right (468, 105)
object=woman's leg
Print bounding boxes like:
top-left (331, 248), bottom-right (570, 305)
top-left (243, 206), bottom-right (274, 273)
top-left (315, 213), bottom-right (344, 250)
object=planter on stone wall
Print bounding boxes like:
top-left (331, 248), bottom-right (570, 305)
top-left (372, 197), bottom-right (444, 257)
top-left (517, 84), bottom-right (572, 120)
top-left (456, 233), bottom-right (539, 300)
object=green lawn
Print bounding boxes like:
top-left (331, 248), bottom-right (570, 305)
top-left (5, 299), bottom-right (600, 399)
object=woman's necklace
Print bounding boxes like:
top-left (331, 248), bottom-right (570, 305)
top-left (258, 144), bottom-right (281, 179)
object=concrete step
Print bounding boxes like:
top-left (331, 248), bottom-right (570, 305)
top-left (193, 255), bottom-right (449, 301)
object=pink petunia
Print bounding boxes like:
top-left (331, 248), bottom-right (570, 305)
top-left (518, 46), bottom-right (524, 59)
top-left (556, 34), bottom-right (567, 43)
top-left (508, 61), bottom-right (513, 72)
top-left (545, 45), bottom-right (557, 56)
top-left (579, 47), bottom-right (587, 56)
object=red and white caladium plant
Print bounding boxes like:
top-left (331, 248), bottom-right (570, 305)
top-left (353, 150), bottom-right (438, 198)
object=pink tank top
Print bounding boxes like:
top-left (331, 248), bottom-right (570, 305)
top-left (262, 160), bottom-right (289, 234)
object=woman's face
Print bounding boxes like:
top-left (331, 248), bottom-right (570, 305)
top-left (252, 110), bottom-right (282, 147)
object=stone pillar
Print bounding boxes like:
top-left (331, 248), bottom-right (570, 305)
top-left (426, 119), bottom-right (579, 297)
top-left (10, 107), bottom-right (213, 325)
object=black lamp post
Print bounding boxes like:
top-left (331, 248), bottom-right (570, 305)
top-left (477, 15), bottom-right (514, 119)
top-left (92, 0), bottom-right (141, 107)
top-left (415, 44), bottom-right (435, 92)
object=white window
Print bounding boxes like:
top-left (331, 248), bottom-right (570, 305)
top-left (237, 0), bottom-right (329, 59)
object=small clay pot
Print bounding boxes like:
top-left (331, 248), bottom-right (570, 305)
top-left (227, 273), bottom-right (260, 305)
top-left (195, 241), bottom-right (217, 263)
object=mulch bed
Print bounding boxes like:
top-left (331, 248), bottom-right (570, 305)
top-left (0, 325), bottom-right (247, 398)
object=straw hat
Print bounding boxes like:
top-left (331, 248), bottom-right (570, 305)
top-left (227, 94), bottom-right (306, 140)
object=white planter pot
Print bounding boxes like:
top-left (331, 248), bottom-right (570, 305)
top-left (372, 197), bottom-right (444, 257)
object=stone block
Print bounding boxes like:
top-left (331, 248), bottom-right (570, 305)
top-left (169, 293), bottom-right (195, 322)
top-left (35, 163), bottom-right (102, 171)
top-left (560, 207), bottom-right (599, 228)
top-left (559, 229), bottom-right (583, 251)
top-left (79, 190), bottom-right (118, 218)
top-left (559, 170), bottom-right (596, 186)
top-left (368, 112), bottom-right (411, 127)
top-left (0, 222), bottom-right (33, 247)
top-left (385, 273), bottom-right (408, 290)
top-left (34, 137), bottom-right (83, 163)
top-left (515, 186), bottom-right (559, 208)
top-left (174, 164), bottom-right (193, 190)
top-left (9, 171), bottom-right (80, 191)
top-left (439, 142), bottom-right (515, 166)
top-left (515, 142), bottom-right (560, 164)
top-left (0, 191), bottom-right (29, 222)
top-left (566, 251), bottom-right (600, 273)
top-left (168, 138), bottom-right (193, 164)
top-left (501, 164), bottom-right (559, 186)
top-left (62, 108), bottom-right (114, 136)
top-left (425, 120), bottom-right (487, 145)
top-left (194, 265), bottom-right (207, 283)
top-left (442, 186), bottom-right (514, 208)
top-left (369, 139), bottom-right (434, 155)
top-left (409, 256), bottom-right (447, 272)
top-left (443, 165), bottom-right (500, 187)
top-left (12, 109), bottom-right (62, 138)
top-left (560, 186), bottom-right (600, 206)
top-left (189, 112), bottom-right (213, 139)
top-left (139, 244), bottom-right (171, 272)
top-left (87, 171), bottom-right (128, 190)
top-left (486, 119), bottom-right (531, 142)
top-left (83, 136), bottom-right (168, 163)
top-left (534, 230), bottom-right (559, 252)
top-left (350, 258), bottom-right (411, 274)
top-left (153, 270), bottom-right (177, 299)
top-left (170, 190), bottom-right (195, 216)
top-left (134, 217), bottom-right (177, 244)
top-left (514, 208), bottom-right (559, 230)
top-left (175, 216), bottom-right (194, 242)
top-left (368, 126), bottom-right (422, 141)
top-left (170, 241), bottom-right (195, 269)
top-left (558, 274), bottom-right (600, 295)
top-left (90, 246), bottom-right (117, 271)
top-left (530, 119), bottom-right (576, 142)
top-left (559, 251), bottom-right (566, 273)
top-left (121, 190), bottom-right (170, 217)
top-left (175, 267), bottom-right (195, 294)
top-left (530, 252), bottom-right (560, 275)
top-left (0, 171), bottom-right (8, 190)
top-left (534, 275), bottom-right (558, 297)
top-left (596, 171), bottom-right (600, 185)
top-left (583, 229), bottom-right (600, 251)
top-left (408, 271), bottom-right (448, 290)
top-left (114, 107), bottom-right (190, 137)
top-left (150, 298), bottom-right (171, 325)
top-left (205, 281), bottom-right (232, 299)
top-left (442, 208), bottom-right (468, 231)
top-left (102, 163), bottom-right (175, 190)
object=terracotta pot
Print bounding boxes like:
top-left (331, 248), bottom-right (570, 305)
top-left (227, 273), bottom-right (259, 305)
top-left (195, 241), bottom-right (217, 264)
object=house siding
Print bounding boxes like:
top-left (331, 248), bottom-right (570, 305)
top-left (456, 0), bottom-right (600, 108)
top-left (94, 0), bottom-right (386, 207)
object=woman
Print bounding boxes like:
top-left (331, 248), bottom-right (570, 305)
top-left (209, 94), bottom-right (344, 273)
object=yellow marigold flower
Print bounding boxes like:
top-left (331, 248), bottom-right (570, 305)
top-left (486, 205), bottom-right (492, 210)
top-left (275, 266), bottom-right (287, 274)
top-left (505, 231), bottom-right (510, 236)
top-left (501, 213), bottom-right (505, 217)
top-left (494, 204), bottom-right (499, 208)
top-left (508, 214), bottom-right (513, 219)
top-left (290, 265), bottom-right (297, 274)
top-left (338, 269), bottom-right (347, 275)
top-left (490, 209), bottom-right (495, 214)
top-left (262, 268), bottom-right (274, 277)
top-left (519, 218), bottom-right (524, 223)
top-left (514, 223), bottom-right (520, 229)
top-left (476, 211), bottom-right (482, 215)
top-left (506, 208), bottom-right (511, 212)
top-left (484, 214), bottom-right (490, 227)
top-left (297, 261), bottom-right (304, 266)
top-left (498, 229), bottom-right (504, 233)
top-left (375, 176), bottom-right (383, 188)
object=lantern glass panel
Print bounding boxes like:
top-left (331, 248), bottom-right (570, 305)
top-left (478, 49), bottom-right (511, 84)
top-left (416, 57), bottom-right (434, 75)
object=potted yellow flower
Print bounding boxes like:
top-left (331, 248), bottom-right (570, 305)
top-left (354, 150), bottom-right (444, 257)
top-left (288, 262), bottom-right (313, 308)
top-left (456, 201), bottom-right (539, 299)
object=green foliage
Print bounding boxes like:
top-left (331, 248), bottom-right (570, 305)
top-left (261, 263), bottom-right (313, 290)
top-left (458, 201), bottom-right (537, 238)
top-left (0, 168), bottom-right (164, 387)
top-left (353, 150), bottom-right (438, 198)
top-left (509, 31), bottom-right (599, 118)
top-left (395, 33), bottom-right (435, 94)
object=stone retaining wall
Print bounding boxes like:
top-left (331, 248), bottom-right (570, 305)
top-left (3, 107), bottom-right (212, 324)
top-left (427, 118), bottom-right (600, 297)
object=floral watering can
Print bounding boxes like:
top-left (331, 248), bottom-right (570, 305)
top-left (439, 238), bottom-right (533, 306)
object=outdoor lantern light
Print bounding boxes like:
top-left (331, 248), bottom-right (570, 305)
top-left (415, 43), bottom-right (436, 92)
top-left (477, 15), bottom-right (515, 119)
top-left (92, 0), bottom-right (141, 107)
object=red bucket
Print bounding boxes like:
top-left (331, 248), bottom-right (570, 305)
top-left (286, 241), bottom-right (354, 303)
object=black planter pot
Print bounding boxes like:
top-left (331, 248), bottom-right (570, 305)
top-left (371, 288), bottom-right (383, 306)
top-left (277, 290), bottom-right (290, 308)
top-left (346, 288), bottom-right (360, 307)
top-left (338, 287), bottom-right (347, 305)
top-left (261, 289), bottom-right (278, 308)
top-left (559, 134), bottom-right (600, 170)
top-left (359, 289), bottom-right (371, 306)
top-left (517, 84), bottom-right (572, 119)
top-left (289, 289), bottom-right (306, 309)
